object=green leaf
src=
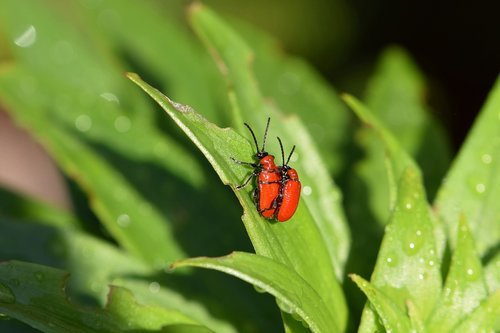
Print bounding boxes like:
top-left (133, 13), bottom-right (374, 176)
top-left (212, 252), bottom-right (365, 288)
top-left (485, 252), bottom-right (500, 294)
top-left (435, 75), bottom-right (500, 256)
top-left (187, 3), bottom-right (350, 282)
top-left (364, 46), bottom-right (451, 199)
top-left (0, 0), bottom-right (203, 186)
top-left (232, 20), bottom-right (352, 175)
top-left (349, 47), bottom-right (451, 230)
top-left (452, 290), bottom-right (500, 333)
top-left (350, 274), bottom-right (412, 332)
top-left (127, 72), bottom-right (347, 330)
top-left (426, 217), bottom-right (488, 332)
top-left (172, 252), bottom-right (338, 333)
top-left (160, 324), bottom-right (215, 333)
top-left (0, 0), bottom-right (218, 265)
top-left (75, 0), bottom-right (223, 123)
top-left (0, 218), bottom-right (244, 333)
top-left (358, 166), bottom-right (442, 332)
top-left (0, 217), bottom-right (151, 302)
top-left (26, 123), bottom-right (184, 266)
top-left (0, 188), bottom-right (79, 228)
top-left (0, 261), bottom-right (200, 333)
top-left (187, 9), bottom-right (352, 283)
top-left (281, 312), bottom-right (310, 333)
top-left (343, 94), bottom-right (417, 181)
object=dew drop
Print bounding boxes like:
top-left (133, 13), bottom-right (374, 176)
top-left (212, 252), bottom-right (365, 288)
top-left (253, 285), bottom-right (266, 294)
top-left (475, 183), bottom-right (486, 194)
top-left (116, 213), bottom-right (131, 227)
top-left (466, 268), bottom-right (474, 275)
top-left (416, 230), bottom-right (422, 237)
top-left (418, 273), bottom-right (425, 280)
top-left (75, 114), bottom-right (92, 132)
top-left (419, 257), bottom-right (425, 264)
top-left (14, 25), bottom-right (37, 48)
top-left (302, 186), bottom-right (312, 196)
top-left (481, 154), bottom-right (492, 164)
top-left (148, 282), bottom-right (160, 293)
top-left (114, 115), bottom-right (131, 133)
top-left (100, 92), bottom-right (120, 104)
top-left (404, 241), bottom-right (419, 256)
top-left (276, 298), bottom-right (294, 315)
top-left (428, 260), bottom-right (435, 267)
top-left (385, 252), bottom-right (398, 267)
top-left (405, 202), bottom-right (413, 209)
top-left (0, 282), bottom-right (16, 304)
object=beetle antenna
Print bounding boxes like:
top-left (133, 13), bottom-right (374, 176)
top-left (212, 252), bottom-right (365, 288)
top-left (244, 123), bottom-right (259, 154)
top-left (286, 145), bottom-right (296, 165)
top-left (260, 117), bottom-right (271, 152)
top-left (277, 137), bottom-right (285, 166)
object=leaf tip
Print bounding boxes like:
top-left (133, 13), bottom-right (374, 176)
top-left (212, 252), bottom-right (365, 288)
top-left (340, 92), bottom-right (354, 102)
top-left (125, 71), bottom-right (140, 81)
top-left (347, 273), bottom-right (361, 282)
top-left (187, 1), bottom-right (204, 19)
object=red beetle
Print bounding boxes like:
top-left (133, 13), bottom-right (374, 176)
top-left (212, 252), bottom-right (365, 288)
top-left (232, 118), bottom-right (281, 219)
top-left (275, 137), bottom-right (301, 222)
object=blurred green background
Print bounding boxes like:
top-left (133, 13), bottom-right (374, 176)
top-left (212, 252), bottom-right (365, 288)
top-left (0, 0), bottom-right (499, 332)
top-left (206, 0), bottom-right (500, 148)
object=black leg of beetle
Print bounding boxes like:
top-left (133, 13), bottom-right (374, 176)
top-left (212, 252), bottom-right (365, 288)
top-left (271, 186), bottom-right (285, 220)
top-left (253, 187), bottom-right (260, 210)
top-left (230, 156), bottom-right (258, 168)
top-left (236, 171), bottom-right (257, 189)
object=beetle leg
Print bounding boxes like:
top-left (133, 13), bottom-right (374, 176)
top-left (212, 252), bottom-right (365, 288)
top-left (230, 157), bottom-right (258, 168)
top-left (253, 187), bottom-right (260, 210)
top-left (236, 171), bottom-right (257, 189)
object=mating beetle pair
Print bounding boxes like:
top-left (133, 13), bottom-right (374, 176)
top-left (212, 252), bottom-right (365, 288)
top-left (232, 118), bottom-right (301, 222)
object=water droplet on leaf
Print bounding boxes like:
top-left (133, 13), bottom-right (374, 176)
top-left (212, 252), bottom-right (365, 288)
top-left (114, 115), bottom-right (131, 133)
top-left (75, 114), bottom-right (92, 132)
top-left (14, 25), bottom-right (37, 47)
top-left (302, 186), bottom-right (312, 196)
top-left (475, 183), bottom-right (486, 194)
top-left (481, 153), bottom-right (492, 164)
top-left (148, 282), bottom-right (160, 293)
top-left (100, 92), bottom-right (120, 104)
top-left (276, 297), bottom-right (294, 315)
top-left (116, 214), bottom-right (131, 227)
